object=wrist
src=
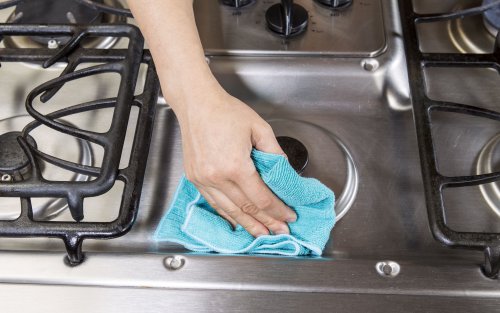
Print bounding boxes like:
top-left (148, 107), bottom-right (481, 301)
top-left (163, 75), bottom-right (228, 121)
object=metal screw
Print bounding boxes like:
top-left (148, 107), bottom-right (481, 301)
top-left (1, 174), bottom-right (13, 182)
top-left (48, 40), bottom-right (59, 49)
top-left (361, 59), bottom-right (379, 72)
top-left (376, 261), bottom-right (400, 278)
top-left (164, 256), bottom-right (185, 271)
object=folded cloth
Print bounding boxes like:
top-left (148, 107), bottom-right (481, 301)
top-left (153, 149), bottom-right (335, 256)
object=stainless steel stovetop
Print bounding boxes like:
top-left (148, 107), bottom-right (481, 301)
top-left (0, 1), bottom-right (500, 312)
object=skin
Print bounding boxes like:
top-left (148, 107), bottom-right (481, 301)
top-left (128, 0), bottom-right (297, 237)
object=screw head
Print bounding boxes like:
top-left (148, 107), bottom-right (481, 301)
top-left (164, 256), bottom-right (185, 271)
top-left (1, 174), bottom-right (13, 182)
top-left (376, 261), bottom-right (401, 278)
top-left (361, 59), bottom-right (380, 72)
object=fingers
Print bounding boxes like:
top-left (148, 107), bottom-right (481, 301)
top-left (251, 123), bottom-right (286, 156)
top-left (236, 170), bottom-right (297, 223)
top-left (215, 181), bottom-right (292, 235)
top-left (207, 188), bottom-right (270, 237)
top-left (197, 185), bottom-right (237, 227)
top-left (187, 151), bottom-right (297, 237)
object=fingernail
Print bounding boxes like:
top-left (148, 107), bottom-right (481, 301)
top-left (287, 214), bottom-right (298, 223)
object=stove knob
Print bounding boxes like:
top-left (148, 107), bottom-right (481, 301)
top-left (266, 0), bottom-right (309, 38)
top-left (221, 0), bottom-right (254, 8)
top-left (314, 0), bottom-right (353, 9)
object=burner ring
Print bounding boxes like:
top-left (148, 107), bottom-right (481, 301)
top-left (447, 2), bottom-right (498, 53)
top-left (477, 133), bottom-right (500, 217)
top-left (268, 118), bottom-right (358, 221)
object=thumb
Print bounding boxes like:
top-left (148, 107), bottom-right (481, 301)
top-left (251, 123), bottom-right (286, 156)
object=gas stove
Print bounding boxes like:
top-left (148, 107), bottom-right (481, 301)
top-left (0, 0), bottom-right (500, 312)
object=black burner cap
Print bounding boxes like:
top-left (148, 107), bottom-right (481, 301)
top-left (483, 0), bottom-right (500, 32)
top-left (277, 136), bottom-right (309, 174)
top-left (0, 132), bottom-right (36, 180)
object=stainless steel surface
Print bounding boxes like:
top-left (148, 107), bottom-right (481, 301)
top-left (1, 0), bottom-right (500, 310)
top-left (193, 0), bottom-right (386, 56)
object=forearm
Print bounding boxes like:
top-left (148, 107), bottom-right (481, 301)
top-left (128, 0), bottom-right (222, 119)
top-left (129, 1), bottom-right (295, 237)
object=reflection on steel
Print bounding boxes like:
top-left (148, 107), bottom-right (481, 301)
top-left (477, 134), bottom-right (500, 217)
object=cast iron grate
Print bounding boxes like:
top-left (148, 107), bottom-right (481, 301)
top-left (399, 0), bottom-right (500, 278)
top-left (0, 0), bottom-right (132, 17)
top-left (0, 24), bottom-right (159, 265)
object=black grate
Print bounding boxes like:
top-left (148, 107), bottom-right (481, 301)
top-left (73, 0), bottom-right (132, 17)
top-left (399, 1), bottom-right (500, 278)
top-left (0, 24), bottom-right (159, 265)
top-left (0, 0), bottom-right (132, 17)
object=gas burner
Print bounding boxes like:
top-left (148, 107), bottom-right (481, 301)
top-left (3, 0), bottom-right (127, 50)
top-left (221, 0), bottom-right (254, 8)
top-left (13, 0), bottom-right (103, 46)
top-left (477, 133), bottom-right (500, 217)
top-left (0, 116), bottom-right (92, 221)
top-left (0, 23), bottom-right (159, 264)
top-left (0, 131), bottom-right (36, 182)
top-left (447, 1), bottom-right (498, 53)
top-left (483, 0), bottom-right (500, 36)
top-left (314, 0), bottom-right (353, 10)
top-left (277, 136), bottom-right (309, 175)
top-left (400, 0), bottom-right (500, 278)
top-left (269, 119), bottom-right (358, 221)
top-left (265, 0), bottom-right (309, 38)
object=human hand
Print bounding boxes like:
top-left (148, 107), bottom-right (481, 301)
top-left (174, 87), bottom-right (297, 237)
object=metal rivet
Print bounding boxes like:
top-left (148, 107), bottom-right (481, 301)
top-left (376, 261), bottom-right (400, 277)
top-left (164, 256), bottom-right (185, 271)
top-left (361, 59), bottom-right (379, 72)
top-left (1, 174), bottom-right (13, 182)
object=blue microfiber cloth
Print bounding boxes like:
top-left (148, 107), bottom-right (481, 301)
top-left (153, 149), bottom-right (335, 256)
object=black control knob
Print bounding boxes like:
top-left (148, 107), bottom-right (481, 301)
top-left (221, 0), bottom-right (254, 8)
top-left (265, 0), bottom-right (309, 38)
top-left (314, 0), bottom-right (353, 9)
